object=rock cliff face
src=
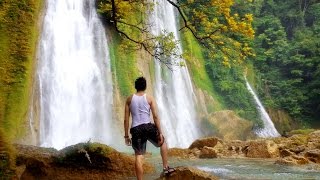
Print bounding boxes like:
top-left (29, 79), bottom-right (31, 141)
top-left (14, 142), bottom-right (154, 179)
top-left (266, 108), bottom-right (297, 133)
top-left (206, 110), bottom-right (254, 140)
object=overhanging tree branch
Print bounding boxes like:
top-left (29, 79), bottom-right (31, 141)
top-left (166, 0), bottom-right (220, 41)
top-left (101, 0), bottom-right (254, 67)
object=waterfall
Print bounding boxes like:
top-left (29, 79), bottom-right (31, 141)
top-left (245, 77), bottom-right (280, 137)
top-left (150, 0), bottom-right (200, 148)
top-left (35, 0), bottom-right (114, 150)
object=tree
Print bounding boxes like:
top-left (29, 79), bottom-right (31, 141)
top-left (249, 0), bottom-right (320, 124)
top-left (97, 0), bottom-right (255, 67)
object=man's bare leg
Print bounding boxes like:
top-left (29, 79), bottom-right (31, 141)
top-left (160, 141), bottom-right (168, 169)
top-left (135, 155), bottom-right (144, 180)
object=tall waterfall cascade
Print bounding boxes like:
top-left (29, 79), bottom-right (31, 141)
top-left (245, 77), bottom-right (280, 137)
top-left (150, 0), bottom-right (200, 148)
top-left (34, 0), bottom-right (114, 150)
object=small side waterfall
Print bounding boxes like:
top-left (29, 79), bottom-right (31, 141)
top-left (150, 0), bottom-right (200, 148)
top-left (35, 0), bottom-right (114, 150)
top-left (245, 77), bottom-right (280, 137)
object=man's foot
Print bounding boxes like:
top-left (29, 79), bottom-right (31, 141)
top-left (163, 166), bottom-right (175, 175)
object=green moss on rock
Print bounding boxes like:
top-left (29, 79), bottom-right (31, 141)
top-left (55, 142), bottom-right (115, 169)
top-left (180, 30), bottom-right (224, 111)
top-left (109, 33), bottom-right (139, 97)
top-left (0, 0), bottom-right (43, 140)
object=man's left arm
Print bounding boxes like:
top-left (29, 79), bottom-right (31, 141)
top-left (124, 98), bottom-right (131, 145)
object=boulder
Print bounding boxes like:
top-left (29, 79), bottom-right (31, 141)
top-left (275, 155), bottom-right (309, 165)
top-left (275, 157), bottom-right (295, 165)
top-left (245, 140), bottom-right (279, 158)
top-left (289, 145), bottom-right (305, 154)
top-left (157, 166), bottom-right (218, 180)
top-left (189, 137), bottom-right (219, 150)
top-left (212, 140), bottom-right (248, 158)
top-left (168, 148), bottom-right (196, 159)
top-left (291, 155), bottom-right (309, 165)
top-left (307, 130), bottom-right (320, 149)
top-left (308, 130), bottom-right (320, 139)
top-left (206, 110), bottom-right (254, 140)
top-left (199, 147), bottom-right (217, 159)
top-left (304, 149), bottom-right (320, 163)
top-left (279, 149), bottom-right (293, 158)
top-left (14, 143), bottom-right (154, 179)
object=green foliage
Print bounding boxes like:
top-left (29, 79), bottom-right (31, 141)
top-left (205, 59), bottom-right (260, 125)
top-left (97, 0), bottom-right (255, 67)
top-left (179, 0), bottom-right (255, 67)
top-left (0, 0), bottom-right (43, 140)
top-left (97, 0), bottom-right (181, 65)
top-left (179, 0), bottom-right (260, 124)
top-left (248, 0), bottom-right (320, 125)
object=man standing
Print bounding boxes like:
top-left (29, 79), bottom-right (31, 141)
top-left (124, 77), bottom-right (174, 180)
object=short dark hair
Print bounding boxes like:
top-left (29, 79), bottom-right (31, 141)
top-left (135, 77), bottom-right (147, 91)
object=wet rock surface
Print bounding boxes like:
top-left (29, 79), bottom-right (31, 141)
top-left (157, 166), bottom-right (219, 180)
top-left (14, 143), bottom-right (154, 180)
top-left (189, 137), bottom-right (219, 149)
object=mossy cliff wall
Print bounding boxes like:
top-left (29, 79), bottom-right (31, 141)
top-left (0, 0), bottom-right (42, 176)
top-left (0, 0), bottom-right (43, 141)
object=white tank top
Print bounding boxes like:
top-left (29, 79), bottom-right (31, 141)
top-left (130, 94), bottom-right (151, 128)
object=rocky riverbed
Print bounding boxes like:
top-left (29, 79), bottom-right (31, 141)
top-left (168, 130), bottom-right (320, 168)
top-left (3, 130), bottom-right (320, 179)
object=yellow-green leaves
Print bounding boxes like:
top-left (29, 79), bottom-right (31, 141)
top-left (180, 0), bottom-right (255, 66)
top-left (97, 0), bottom-right (255, 67)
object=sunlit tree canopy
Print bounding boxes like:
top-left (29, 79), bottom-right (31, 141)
top-left (98, 0), bottom-right (255, 67)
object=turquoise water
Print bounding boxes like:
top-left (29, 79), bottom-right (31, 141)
top-left (138, 156), bottom-right (320, 180)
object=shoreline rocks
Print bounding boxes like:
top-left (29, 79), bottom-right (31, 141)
top-left (168, 130), bottom-right (320, 168)
top-left (189, 137), bottom-right (219, 149)
top-left (14, 142), bottom-right (154, 179)
top-left (7, 130), bottom-right (320, 179)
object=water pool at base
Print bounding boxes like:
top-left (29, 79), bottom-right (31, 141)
top-left (134, 156), bottom-right (320, 180)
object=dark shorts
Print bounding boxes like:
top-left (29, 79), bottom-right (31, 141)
top-left (130, 123), bottom-right (163, 155)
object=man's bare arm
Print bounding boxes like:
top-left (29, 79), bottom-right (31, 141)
top-left (124, 97), bottom-right (130, 137)
top-left (149, 96), bottom-right (162, 134)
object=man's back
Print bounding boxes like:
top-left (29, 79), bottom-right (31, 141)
top-left (130, 94), bottom-right (151, 128)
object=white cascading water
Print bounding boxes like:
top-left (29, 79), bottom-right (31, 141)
top-left (245, 77), bottom-right (280, 137)
top-left (36, 0), bottom-right (114, 150)
top-left (150, 0), bottom-right (200, 148)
